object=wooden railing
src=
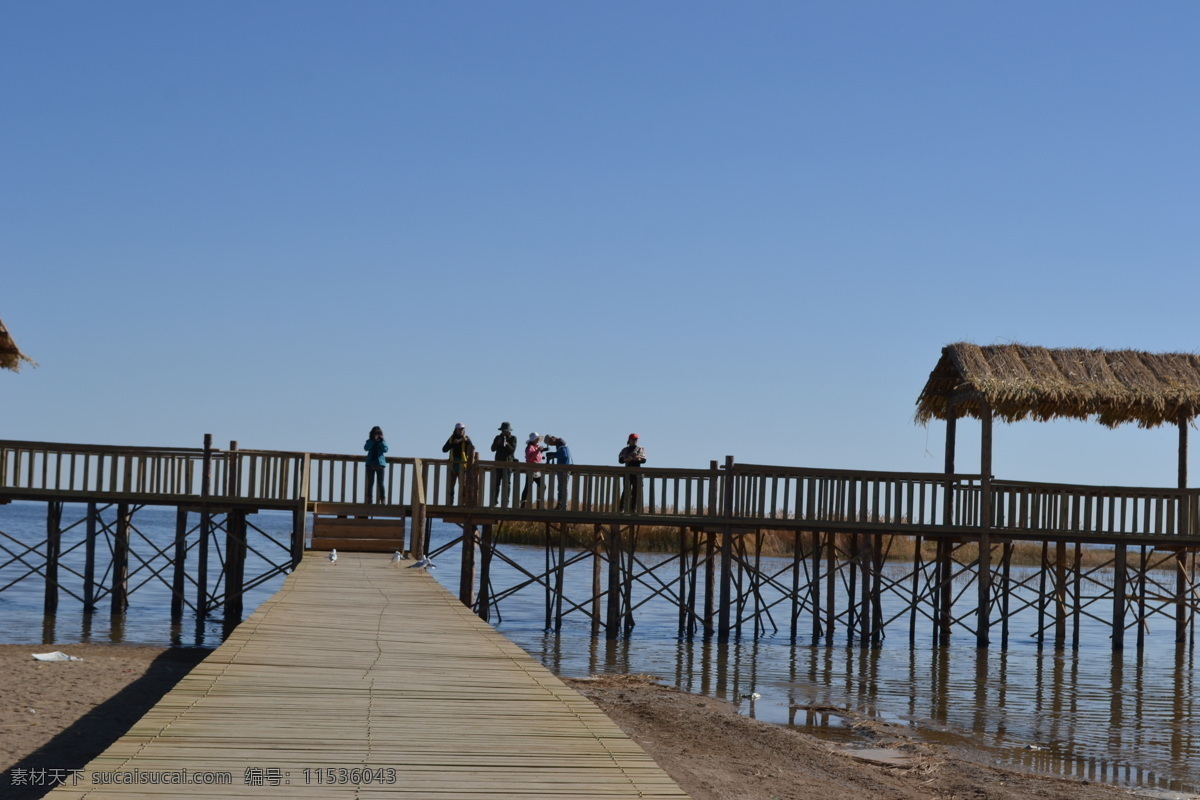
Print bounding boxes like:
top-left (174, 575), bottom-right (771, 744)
top-left (990, 480), bottom-right (1198, 539)
top-left (2, 439), bottom-right (1199, 541)
top-left (727, 463), bottom-right (980, 529)
top-left (0, 440), bottom-right (207, 497)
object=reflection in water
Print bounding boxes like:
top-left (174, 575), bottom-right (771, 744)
top-left (1, 507), bottom-right (1195, 794)
top-left (455, 540), bottom-right (1199, 796)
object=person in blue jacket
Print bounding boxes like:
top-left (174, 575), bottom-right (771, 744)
top-left (364, 426), bottom-right (388, 504)
top-left (544, 435), bottom-right (572, 510)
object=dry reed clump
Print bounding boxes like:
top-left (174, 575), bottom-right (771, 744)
top-left (490, 522), bottom-right (1128, 568)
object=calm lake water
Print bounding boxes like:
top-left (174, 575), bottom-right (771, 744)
top-left (0, 501), bottom-right (1196, 794)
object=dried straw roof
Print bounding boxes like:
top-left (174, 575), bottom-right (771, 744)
top-left (0, 316), bottom-right (36, 372)
top-left (915, 343), bottom-right (1200, 429)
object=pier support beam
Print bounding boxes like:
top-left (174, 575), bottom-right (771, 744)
top-left (977, 403), bottom-right (993, 649)
top-left (477, 524), bottom-right (494, 621)
top-left (172, 507), bottom-right (187, 622)
top-left (83, 502), bottom-right (98, 613)
top-left (197, 434), bottom-right (213, 616)
top-left (459, 522), bottom-right (477, 608)
top-left (1177, 417), bottom-right (1190, 644)
top-left (224, 510), bottom-right (247, 625)
top-left (1112, 543), bottom-right (1127, 650)
top-left (605, 524), bottom-right (622, 639)
top-left (44, 501), bottom-right (62, 616)
top-left (717, 455), bottom-right (735, 642)
top-left (111, 502), bottom-right (130, 614)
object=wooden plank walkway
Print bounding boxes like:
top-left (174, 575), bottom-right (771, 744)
top-left (48, 552), bottom-right (688, 799)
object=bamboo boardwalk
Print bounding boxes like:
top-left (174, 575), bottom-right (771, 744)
top-left (47, 552), bottom-right (688, 799)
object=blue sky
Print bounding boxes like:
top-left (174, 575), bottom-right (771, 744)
top-left (3, 2), bottom-right (1198, 487)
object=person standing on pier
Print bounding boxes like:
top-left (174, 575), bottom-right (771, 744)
top-left (520, 432), bottom-right (547, 508)
top-left (544, 435), bottom-right (572, 510)
top-left (618, 433), bottom-right (646, 512)
top-left (490, 421), bottom-right (518, 505)
top-left (442, 422), bottom-right (474, 504)
top-left (364, 426), bottom-right (388, 504)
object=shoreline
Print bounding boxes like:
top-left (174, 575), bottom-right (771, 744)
top-left (1, 643), bottom-right (1175, 800)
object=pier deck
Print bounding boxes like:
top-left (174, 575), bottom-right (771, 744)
top-left (46, 552), bottom-right (688, 799)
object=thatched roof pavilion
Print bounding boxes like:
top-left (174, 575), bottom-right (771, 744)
top-left (0, 316), bottom-right (35, 372)
top-left (917, 342), bottom-right (1197, 491)
top-left (916, 343), bottom-right (1199, 647)
top-left (917, 343), bottom-right (1200, 429)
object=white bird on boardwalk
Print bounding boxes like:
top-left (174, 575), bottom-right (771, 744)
top-left (408, 556), bottom-right (435, 569)
top-left (328, 549), bottom-right (338, 565)
top-left (391, 550), bottom-right (402, 567)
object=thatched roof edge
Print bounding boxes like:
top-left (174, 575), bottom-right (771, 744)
top-left (0, 317), bottom-right (36, 373)
top-left (915, 342), bottom-right (1200, 429)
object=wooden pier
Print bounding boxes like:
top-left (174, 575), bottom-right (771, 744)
top-left (45, 551), bottom-right (688, 799)
top-left (1, 434), bottom-right (1197, 652)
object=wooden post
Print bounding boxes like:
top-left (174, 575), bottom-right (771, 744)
top-left (459, 523), bottom-right (476, 608)
top-left (937, 540), bottom-right (953, 645)
top-left (1072, 542), bottom-right (1082, 649)
top-left (543, 523), bottom-right (553, 631)
top-left (978, 403), bottom-right (993, 648)
top-left (1036, 541), bottom-right (1048, 648)
top-left (679, 527), bottom-right (689, 638)
top-left (292, 453), bottom-right (310, 568)
top-left (790, 530), bottom-right (801, 642)
top-left (847, 534), bottom-right (860, 642)
top-left (224, 510), bottom-right (247, 625)
top-left (172, 506), bottom-right (187, 622)
top-left (1055, 541), bottom-right (1068, 648)
top-left (555, 522), bottom-right (566, 632)
top-left (477, 524), bottom-right (493, 621)
top-left (1177, 417), bottom-right (1189, 643)
top-left (227, 441), bottom-right (239, 496)
top-left (717, 455), bottom-right (735, 642)
top-left (1000, 541), bottom-right (1012, 647)
top-left (1112, 543), bottom-right (1127, 650)
top-left (83, 501), bottom-right (97, 613)
top-left (944, 399), bottom-right (957, 526)
top-left (809, 530), bottom-right (822, 643)
top-left (44, 501), bottom-right (62, 616)
top-left (591, 524), bottom-right (602, 635)
top-left (686, 529), bottom-right (700, 638)
top-left (623, 526), bottom-right (636, 635)
top-left (825, 531), bottom-right (836, 645)
top-left (909, 535), bottom-right (922, 645)
top-left (1136, 545), bottom-right (1147, 650)
top-left (197, 434), bottom-right (213, 615)
top-left (112, 502), bottom-right (130, 614)
top-left (933, 400), bottom-right (959, 647)
top-left (872, 532), bottom-right (885, 644)
top-left (605, 523), bottom-right (622, 639)
top-left (410, 458), bottom-right (426, 562)
top-left (703, 529), bottom-right (716, 639)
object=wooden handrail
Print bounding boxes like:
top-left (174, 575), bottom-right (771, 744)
top-left (1, 438), bottom-right (1198, 540)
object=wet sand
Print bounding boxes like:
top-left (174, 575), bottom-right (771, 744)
top-left (0, 644), bottom-right (1143, 800)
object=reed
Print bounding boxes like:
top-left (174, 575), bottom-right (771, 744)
top-left (492, 521), bottom-right (1134, 568)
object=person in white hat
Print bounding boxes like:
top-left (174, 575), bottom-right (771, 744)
top-left (520, 432), bottom-right (547, 508)
top-left (441, 422), bottom-right (474, 504)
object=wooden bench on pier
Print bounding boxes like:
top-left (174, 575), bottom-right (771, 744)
top-left (309, 503), bottom-right (407, 553)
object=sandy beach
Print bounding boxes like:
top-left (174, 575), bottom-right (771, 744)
top-left (0, 642), bottom-right (1145, 800)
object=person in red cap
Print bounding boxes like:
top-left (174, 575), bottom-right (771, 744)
top-left (618, 433), bottom-right (646, 511)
